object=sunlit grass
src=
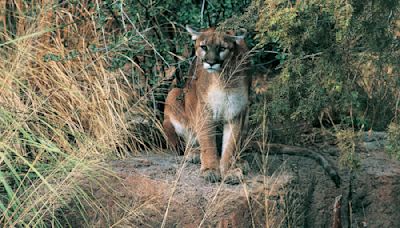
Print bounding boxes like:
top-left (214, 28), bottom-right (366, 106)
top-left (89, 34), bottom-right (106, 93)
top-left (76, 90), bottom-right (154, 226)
top-left (0, 2), bottom-right (165, 226)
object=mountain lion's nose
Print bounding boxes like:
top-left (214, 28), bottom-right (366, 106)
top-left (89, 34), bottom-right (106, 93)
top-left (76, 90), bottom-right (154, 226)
top-left (205, 60), bottom-right (217, 66)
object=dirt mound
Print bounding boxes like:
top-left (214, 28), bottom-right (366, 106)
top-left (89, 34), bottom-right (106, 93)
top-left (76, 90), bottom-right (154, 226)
top-left (79, 143), bottom-right (400, 227)
top-left (103, 156), bottom-right (295, 227)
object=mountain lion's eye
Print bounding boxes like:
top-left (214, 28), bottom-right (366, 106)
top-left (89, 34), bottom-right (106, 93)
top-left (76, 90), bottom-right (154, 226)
top-left (200, 45), bottom-right (208, 51)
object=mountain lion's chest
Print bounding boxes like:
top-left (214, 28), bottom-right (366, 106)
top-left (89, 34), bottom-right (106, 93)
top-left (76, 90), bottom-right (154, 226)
top-left (206, 85), bottom-right (248, 121)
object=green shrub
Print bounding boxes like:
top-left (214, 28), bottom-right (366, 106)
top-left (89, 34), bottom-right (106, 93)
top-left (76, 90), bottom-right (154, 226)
top-left (336, 129), bottom-right (361, 170)
top-left (386, 122), bottom-right (400, 160)
top-left (254, 0), bottom-right (400, 135)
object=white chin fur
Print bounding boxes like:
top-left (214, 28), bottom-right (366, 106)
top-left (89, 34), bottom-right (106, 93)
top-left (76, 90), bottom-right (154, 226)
top-left (206, 69), bottom-right (218, 73)
top-left (203, 62), bottom-right (211, 69)
top-left (203, 63), bottom-right (221, 72)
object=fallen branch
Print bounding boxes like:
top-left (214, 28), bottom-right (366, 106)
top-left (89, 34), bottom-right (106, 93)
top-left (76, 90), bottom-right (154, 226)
top-left (332, 195), bottom-right (342, 228)
top-left (249, 142), bottom-right (341, 187)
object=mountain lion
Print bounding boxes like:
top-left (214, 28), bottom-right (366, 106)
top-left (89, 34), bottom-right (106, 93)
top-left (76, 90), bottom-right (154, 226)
top-left (163, 26), bottom-right (251, 184)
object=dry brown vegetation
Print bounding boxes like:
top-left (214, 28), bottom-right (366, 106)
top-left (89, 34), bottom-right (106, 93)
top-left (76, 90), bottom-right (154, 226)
top-left (0, 2), bottom-right (166, 226)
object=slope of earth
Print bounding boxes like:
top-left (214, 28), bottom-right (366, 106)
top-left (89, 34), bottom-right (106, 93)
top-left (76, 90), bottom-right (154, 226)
top-left (73, 136), bottom-right (400, 227)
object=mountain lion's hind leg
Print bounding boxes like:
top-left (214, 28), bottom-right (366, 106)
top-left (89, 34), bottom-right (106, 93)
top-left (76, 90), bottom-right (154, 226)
top-left (163, 118), bottom-right (181, 153)
top-left (164, 88), bottom-right (185, 154)
top-left (164, 88), bottom-right (199, 162)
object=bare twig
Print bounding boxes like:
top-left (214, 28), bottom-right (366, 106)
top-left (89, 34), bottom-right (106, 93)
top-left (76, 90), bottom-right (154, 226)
top-left (395, 90), bottom-right (400, 119)
top-left (200, 0), bottom-right (206, 27)
top-left (122, 10), bottom-right (170, 67)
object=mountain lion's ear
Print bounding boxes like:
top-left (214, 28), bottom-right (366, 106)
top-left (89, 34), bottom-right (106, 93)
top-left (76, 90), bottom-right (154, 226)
top-left (233, 28), bottom-right (247, 44)
top-left (225, 28), bottom-right (247, 44)
top-left (186, 25), bottom-right (202, 40)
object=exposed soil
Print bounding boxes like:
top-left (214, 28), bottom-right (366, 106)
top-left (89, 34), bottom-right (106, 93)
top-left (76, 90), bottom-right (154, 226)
top-left (76, 134), bottom-right (400, 227)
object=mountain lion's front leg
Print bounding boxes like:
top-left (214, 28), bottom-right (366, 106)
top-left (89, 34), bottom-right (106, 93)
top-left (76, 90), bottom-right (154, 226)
top-left (220, 115), bottom-right (246, 184)
top-left (195, 114), bottom-right (220, 182)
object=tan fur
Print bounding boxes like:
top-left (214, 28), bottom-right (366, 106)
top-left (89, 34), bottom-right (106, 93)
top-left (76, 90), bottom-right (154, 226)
top-left (163, 26), bottom-right (251, 183)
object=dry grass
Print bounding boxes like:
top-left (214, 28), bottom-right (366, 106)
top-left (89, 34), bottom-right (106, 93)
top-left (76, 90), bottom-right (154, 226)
top-left (0, 2), bottom-right (165, 226)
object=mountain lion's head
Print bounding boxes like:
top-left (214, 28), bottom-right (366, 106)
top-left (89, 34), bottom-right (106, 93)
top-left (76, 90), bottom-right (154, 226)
top-left (186, 26), bottom-right (247, 73)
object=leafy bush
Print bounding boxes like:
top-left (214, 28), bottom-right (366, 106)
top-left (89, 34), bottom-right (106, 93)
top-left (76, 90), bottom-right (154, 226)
top-left (254, 0), bottom-right (400, 134)
top-left (386, 122), bottom-right (400, 160)
top-left (336, 129), bottom-right (361, 170)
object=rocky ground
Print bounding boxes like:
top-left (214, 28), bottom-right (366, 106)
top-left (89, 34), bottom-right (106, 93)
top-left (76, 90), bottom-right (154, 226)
top-left (75, 132), bottom-right (400, 227)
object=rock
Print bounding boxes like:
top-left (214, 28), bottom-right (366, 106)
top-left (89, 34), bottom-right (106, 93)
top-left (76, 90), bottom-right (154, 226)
top-left (350, 149), bottom-right (400, 227)
top-left (361, 131), bottom-right (387, 151)
top-left (362, 131), bottom-right (386, 142)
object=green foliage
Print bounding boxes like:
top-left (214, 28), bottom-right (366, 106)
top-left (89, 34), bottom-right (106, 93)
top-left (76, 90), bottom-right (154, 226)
top-left (386, 122), bottom-right (400, 160)
top-left (255, 0), bottom-right (400, 133)
top-left (95, 0), bottom-right (251, 68)
top-left (336, 129), bottom-right (361, 170)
